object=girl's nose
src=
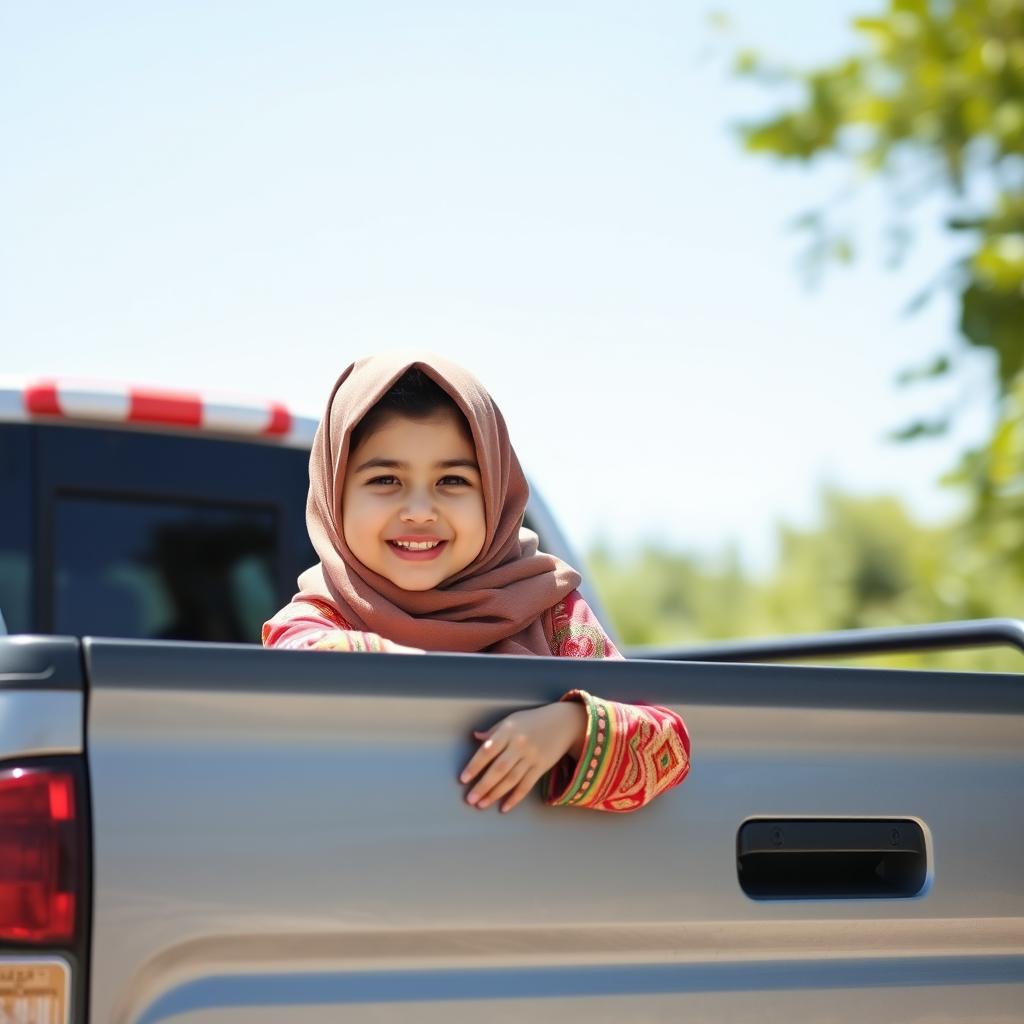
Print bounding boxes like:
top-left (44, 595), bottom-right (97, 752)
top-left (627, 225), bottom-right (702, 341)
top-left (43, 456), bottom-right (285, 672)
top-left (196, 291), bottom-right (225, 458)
top-left (399, 493), bottom-right (438, 523)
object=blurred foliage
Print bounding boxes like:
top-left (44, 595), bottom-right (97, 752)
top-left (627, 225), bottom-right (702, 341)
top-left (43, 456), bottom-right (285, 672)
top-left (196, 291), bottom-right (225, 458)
top-left (946, 369), bottom-right (1024, 574)
top-left (727, 0), bottom-right (1024, 571)
top-left (589, 489), bottom-right (1021, 672)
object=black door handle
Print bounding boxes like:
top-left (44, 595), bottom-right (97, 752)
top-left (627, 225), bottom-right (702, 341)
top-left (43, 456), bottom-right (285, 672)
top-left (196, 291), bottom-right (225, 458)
top-left (737, 819), bottom-right (928, 899)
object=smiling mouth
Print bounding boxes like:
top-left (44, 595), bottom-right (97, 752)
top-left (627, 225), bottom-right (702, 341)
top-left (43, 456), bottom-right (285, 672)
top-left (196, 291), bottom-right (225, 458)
top-left (387, 539), bottom-right (448, 561)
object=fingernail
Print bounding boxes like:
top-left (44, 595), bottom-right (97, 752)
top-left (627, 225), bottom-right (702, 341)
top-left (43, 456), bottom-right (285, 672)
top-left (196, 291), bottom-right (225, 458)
top-left (459, 773), bottom-right (468, 783)
top-left (466, 793), bottom-right (477, 805)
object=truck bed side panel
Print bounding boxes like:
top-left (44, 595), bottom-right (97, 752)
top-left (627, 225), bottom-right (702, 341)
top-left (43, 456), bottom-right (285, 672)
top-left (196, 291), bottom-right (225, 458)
top-left (84, 642), bottom-right (1024, 1023)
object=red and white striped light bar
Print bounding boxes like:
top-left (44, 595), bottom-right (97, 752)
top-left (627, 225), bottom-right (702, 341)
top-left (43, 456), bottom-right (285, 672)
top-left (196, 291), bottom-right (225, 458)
top-left (0, 378), bottom-right (318, 448)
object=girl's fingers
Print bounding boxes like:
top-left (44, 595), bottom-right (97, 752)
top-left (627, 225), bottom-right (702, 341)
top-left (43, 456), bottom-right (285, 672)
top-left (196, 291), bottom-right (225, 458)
top-left (501, 766), bottom-right (543, 814)
top-left (459, 728), bottom-right (509, 784)
top-left (475, 759), bottom-right (531, 810)
top-left (466, 751), bottom-right (522, 806)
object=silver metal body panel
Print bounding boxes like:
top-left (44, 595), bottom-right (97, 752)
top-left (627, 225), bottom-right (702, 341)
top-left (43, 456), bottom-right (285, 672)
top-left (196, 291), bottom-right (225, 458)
top-left (0, 690), bottom-right (83, 757)
top-left (85, 643), bottom-right (1024, 1023)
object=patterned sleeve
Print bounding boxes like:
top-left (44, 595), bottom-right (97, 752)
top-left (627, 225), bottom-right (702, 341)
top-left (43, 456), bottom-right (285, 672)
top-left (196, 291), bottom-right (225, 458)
top-left (262, 598), bottom-right (390, 653)
top-left (545, 690), bottom-right (691, 813)
top-left (547, 591), bottom-right (624, 659)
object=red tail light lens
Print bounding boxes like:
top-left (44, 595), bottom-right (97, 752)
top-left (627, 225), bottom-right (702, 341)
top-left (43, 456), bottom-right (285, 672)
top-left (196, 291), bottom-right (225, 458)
top-left (0, 767), bottom-right (79, 943)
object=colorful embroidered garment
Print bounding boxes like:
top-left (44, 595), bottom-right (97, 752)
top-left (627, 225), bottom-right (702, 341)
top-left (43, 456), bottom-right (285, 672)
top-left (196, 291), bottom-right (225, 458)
top-left (545, 690), bottom-right (691, 813)
top-left (262, 590), bottom-right (691, 813)
top-left (544, 591), bottom-right (621, 659)
top-left (262, 589), bottom-right (623, 658)
top-left (262, 596), bottom-right (389, 652)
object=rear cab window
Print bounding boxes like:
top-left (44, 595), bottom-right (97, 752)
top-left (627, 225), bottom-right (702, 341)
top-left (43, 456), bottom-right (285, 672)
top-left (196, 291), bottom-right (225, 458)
top-left (54, 493), bottom-right (279, 642)
top-left (26, 423), bottom-right (315, 642)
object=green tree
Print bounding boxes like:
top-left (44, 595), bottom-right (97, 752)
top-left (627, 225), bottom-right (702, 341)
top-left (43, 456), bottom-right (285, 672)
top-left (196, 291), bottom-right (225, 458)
top-left (730, 0), bottom-right (1024, 577)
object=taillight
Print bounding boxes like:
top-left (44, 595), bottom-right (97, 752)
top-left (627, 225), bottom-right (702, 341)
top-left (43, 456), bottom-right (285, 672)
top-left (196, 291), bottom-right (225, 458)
top-left (0, 766), bottom-right (80, 944)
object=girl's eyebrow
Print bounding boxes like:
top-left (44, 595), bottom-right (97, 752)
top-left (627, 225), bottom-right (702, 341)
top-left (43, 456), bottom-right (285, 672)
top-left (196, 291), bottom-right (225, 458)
top-left (353, 457), bottom-right (480, 473)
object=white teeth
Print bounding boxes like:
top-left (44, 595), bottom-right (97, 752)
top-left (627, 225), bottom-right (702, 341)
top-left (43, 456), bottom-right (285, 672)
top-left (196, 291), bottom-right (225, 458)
top-left (392, 540), bottom-right (441, 550)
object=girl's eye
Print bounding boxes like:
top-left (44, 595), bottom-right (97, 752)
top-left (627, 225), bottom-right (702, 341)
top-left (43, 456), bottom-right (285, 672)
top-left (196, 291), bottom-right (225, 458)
top-left (367, 475), bottom-right (399, 486)
top-left (439, 475), bottom-right (470, 487)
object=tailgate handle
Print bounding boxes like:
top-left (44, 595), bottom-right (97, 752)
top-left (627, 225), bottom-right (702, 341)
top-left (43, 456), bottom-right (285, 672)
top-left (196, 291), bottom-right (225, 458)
top-left (737, 818), bottom-right (927, 899)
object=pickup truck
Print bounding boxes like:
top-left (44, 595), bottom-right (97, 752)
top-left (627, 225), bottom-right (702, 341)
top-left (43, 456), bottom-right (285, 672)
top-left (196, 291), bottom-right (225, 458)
top-left (1, 379), bottom-right (1022, 1023)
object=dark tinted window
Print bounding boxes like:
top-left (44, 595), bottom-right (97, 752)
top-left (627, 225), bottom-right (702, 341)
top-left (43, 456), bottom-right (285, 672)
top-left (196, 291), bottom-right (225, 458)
top-left (54, 494), bottom-right (278, 642)
top-left (0, 426), bottom-right (32, 633)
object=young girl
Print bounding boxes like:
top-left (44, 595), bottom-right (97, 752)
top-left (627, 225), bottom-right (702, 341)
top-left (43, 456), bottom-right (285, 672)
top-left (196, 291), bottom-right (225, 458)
top-left (263, 353), bottom-right (691, 814)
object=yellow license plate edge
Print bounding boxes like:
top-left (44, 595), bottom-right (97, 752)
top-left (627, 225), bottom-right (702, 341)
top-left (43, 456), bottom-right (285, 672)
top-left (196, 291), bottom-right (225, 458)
top-left (0, 958), bottom-right (70, 1024)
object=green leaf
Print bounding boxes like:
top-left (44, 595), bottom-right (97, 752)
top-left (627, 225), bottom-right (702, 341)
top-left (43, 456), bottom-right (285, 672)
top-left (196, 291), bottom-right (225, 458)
top-left (895, 354), bottom-right (952, 385)
top-left (888, 418), bottom-right (951, 442)
top-left (734, 49), bottom-right (760, 74)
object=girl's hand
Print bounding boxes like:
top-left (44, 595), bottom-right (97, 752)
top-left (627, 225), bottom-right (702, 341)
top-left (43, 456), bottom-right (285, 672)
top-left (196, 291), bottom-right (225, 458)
top-left (460, 702), bottom-right (587, 813)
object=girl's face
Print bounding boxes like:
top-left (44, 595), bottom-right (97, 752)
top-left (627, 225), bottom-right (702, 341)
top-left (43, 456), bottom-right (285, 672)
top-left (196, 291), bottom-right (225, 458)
top-left (341, 410), bottom-right (486, 591)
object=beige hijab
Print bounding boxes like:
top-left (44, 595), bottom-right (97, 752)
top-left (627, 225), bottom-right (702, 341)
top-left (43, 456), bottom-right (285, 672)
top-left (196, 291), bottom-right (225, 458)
top-left (297, 353), bottom-right (581, 654)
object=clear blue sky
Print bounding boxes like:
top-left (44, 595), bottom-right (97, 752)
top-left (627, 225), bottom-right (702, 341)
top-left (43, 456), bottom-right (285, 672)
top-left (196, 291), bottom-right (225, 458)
top-left (1, 1), bottom-right (993, 569)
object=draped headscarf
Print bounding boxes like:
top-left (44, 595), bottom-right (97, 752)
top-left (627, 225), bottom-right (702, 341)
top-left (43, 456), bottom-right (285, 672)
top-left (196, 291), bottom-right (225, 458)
top-left (297, 353), bottom-right (581, 654)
